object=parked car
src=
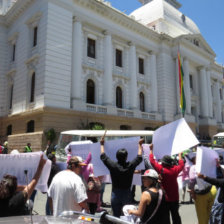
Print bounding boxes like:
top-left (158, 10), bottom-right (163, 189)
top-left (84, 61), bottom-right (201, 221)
top-left (0, 211), bottom-right (131, 224)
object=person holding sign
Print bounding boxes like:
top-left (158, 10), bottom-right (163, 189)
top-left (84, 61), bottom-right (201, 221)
top-left (197, 172), bottom-right (224, 224)
top-left (149, 144), bottom-right (184, 224)
top-left (0, 155), bottom-right (46, 217)
top-left (100, 136), bottom-right (143, 217)
top-left (189, 155), bottom-right (217, 224)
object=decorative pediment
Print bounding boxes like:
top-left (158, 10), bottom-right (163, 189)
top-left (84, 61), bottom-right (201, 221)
top-left (8, 32), bottom-right (19, 44)
top-left (25, 12), bottom-right (42, 27)
top-left (181, 34), bottom-right (216, 57)
top-left (6, 69), bottom-right (16, 84)
top-left (25, 54), bottom-right (39, 71)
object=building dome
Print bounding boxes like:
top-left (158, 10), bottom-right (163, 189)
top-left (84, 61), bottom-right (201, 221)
top-left (130, 0), bottom-right (200, 38)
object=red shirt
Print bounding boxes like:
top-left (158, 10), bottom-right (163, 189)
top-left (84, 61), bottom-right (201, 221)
top-left (149, 153), bottom-right (184, 202)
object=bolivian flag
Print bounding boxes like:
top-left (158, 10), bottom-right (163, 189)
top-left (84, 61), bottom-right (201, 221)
top-left (178, 51), bottom-right (186, 117)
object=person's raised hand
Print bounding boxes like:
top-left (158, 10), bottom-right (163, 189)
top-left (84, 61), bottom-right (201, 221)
top-left (39, 154), bottom-right (47, 168)
top-left (139, 138), bottom-right (144, 145)
top-left (100, 138), bottom-right (104, 146)
top-left (197, 173), bottom-right (205, 179)
top-left (216, 158), bottom-right (220, 167)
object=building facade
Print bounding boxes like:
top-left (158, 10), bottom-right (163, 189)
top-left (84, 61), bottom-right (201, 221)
top-left (0, 0), bottom-right (223, 151)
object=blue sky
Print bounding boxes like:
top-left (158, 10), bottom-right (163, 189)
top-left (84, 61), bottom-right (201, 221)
top-left (108, 0), bottom-right (224, 65)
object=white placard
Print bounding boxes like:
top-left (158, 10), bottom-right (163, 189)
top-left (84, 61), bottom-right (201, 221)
top-left (0, 152), bottom-right (51, 192)
top-left (132, 173), bottom-right (142, 185)
top-left (91, 137), bottom-right (144, 176)
top-left (64, 140), bottom-right (92, 159)
top-left (142, 144), bottom-right (150, 158)
top-left (152, 118), bottom-right (199, 159)
top-left (65, 140), bottom-right (92, 160)
top-left (196, 146), bottom-right (218, 178)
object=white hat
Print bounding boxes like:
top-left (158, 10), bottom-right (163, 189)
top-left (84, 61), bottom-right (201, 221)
top-left (142, 169), bottom-right (159, 179)
top-left (10, 149), bottom-right (19, 154)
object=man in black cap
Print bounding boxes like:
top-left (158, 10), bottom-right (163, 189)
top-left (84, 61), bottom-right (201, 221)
top-left (149, 144), bottom-right (184, 224)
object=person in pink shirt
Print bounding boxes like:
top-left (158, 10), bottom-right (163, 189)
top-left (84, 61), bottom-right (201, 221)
top-left (66, 147), bottom-right (72, 164)
top-left (81, 153), bottom-right (103, 214)
top-left (179, 158), bottom-right (191, 204)
top-left (82, 152), bottom-right (92, 182)
top-left (149, 144), bottom-right (184, 224)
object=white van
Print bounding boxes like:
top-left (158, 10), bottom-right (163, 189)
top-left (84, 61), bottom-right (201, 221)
top-left (212, 132), bottom-right (224, 148)
top-left (56, 130), bottom-right (154, 162)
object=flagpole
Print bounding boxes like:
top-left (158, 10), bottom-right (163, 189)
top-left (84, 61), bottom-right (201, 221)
top-left (178, 44), bottom-right (182, 118)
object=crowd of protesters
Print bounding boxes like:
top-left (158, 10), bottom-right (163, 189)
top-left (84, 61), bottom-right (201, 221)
top-left (0, 138), bottom-right (224, 224)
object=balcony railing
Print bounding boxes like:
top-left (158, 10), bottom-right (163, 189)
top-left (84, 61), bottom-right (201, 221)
top-left (141, 112), bottom-right (156, 120)
top-left (86, 104), bottom-right (158, 120)
top-left (86, 104), bottom-right (107, 114)
top-left (117, 109), bottom-right (134, 117)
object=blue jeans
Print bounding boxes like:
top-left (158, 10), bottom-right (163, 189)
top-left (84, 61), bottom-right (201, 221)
top-left (46, 197), bottom-right (52, 215)
top-left (30, 190), bottom-right (37, 203)
top-left (111, 189), bottom-right (131, 217)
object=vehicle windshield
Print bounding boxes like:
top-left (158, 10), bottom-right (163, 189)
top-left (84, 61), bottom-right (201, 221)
top-left (213, 136), bottom-right (224, 148)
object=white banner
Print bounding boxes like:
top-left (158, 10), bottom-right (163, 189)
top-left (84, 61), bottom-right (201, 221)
top-left (0, 152), bottom-right (51, 192)
top-left (91, 137), bottom-right (144, 176)
top-left (152, 118), bottom-right (199, 159)
top-left (196, 146), bottom-right (218, 178)
top-left (64, 141), bottom-right (92, 160)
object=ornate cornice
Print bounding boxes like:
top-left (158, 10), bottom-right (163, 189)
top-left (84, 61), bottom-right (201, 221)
top-left (75, 0), bottom-right (160, 43)
top-left (5, 0), bottom-right (34, 26)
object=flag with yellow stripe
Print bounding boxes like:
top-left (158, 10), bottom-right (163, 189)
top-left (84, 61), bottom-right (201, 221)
top-left (178, 51), bottom-right (186, 117)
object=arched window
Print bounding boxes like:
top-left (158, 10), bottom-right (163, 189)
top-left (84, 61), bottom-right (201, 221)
top-left (86, 79), bottom-right (95, 104)
top-left (9, 84), bottom-right (13, 109)
top-left (6, 125), bottom-right (12, 136)
top-left (116, 87), bottom-right (122, 108)
top-left (27, 120), bottom-right (35, 133)
top-left (139, 92), bottom-right (145, 112)
top-left (30, 72), bottom-right (35, 102)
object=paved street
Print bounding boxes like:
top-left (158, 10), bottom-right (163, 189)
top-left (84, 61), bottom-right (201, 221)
top-left (33, 184), bottom-right (197, 224)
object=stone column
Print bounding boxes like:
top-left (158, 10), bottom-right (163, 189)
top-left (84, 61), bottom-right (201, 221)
top-left (129, 43), bottom-right (138, 109)
top-left (183, 58), bottom-right (191, 114)
top-left (206, 69), bottom-right (213, 118)
top-left (103, 31), bottom-right (113, 105)
top-left (71, 17), bottom-right (82, 104)
top-left (149, 52), bottom-right (158, 112)
top-left (199, 67), bottom-right (209, 117)
top-left (215, 81), bottom-right (222, 122)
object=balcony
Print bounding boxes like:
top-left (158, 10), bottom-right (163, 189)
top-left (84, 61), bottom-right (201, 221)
top-left (84, 103), bottom-right (161, 121)
top-left (86, 104), bottom-right (107, 114)
top-left (117, 108), bottom-right (134, 117)
top-left (141, 112), bottom-right (156, 120)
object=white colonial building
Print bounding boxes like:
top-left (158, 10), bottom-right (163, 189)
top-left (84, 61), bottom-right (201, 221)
top-left (0, 0), bottom-right (223, 150)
